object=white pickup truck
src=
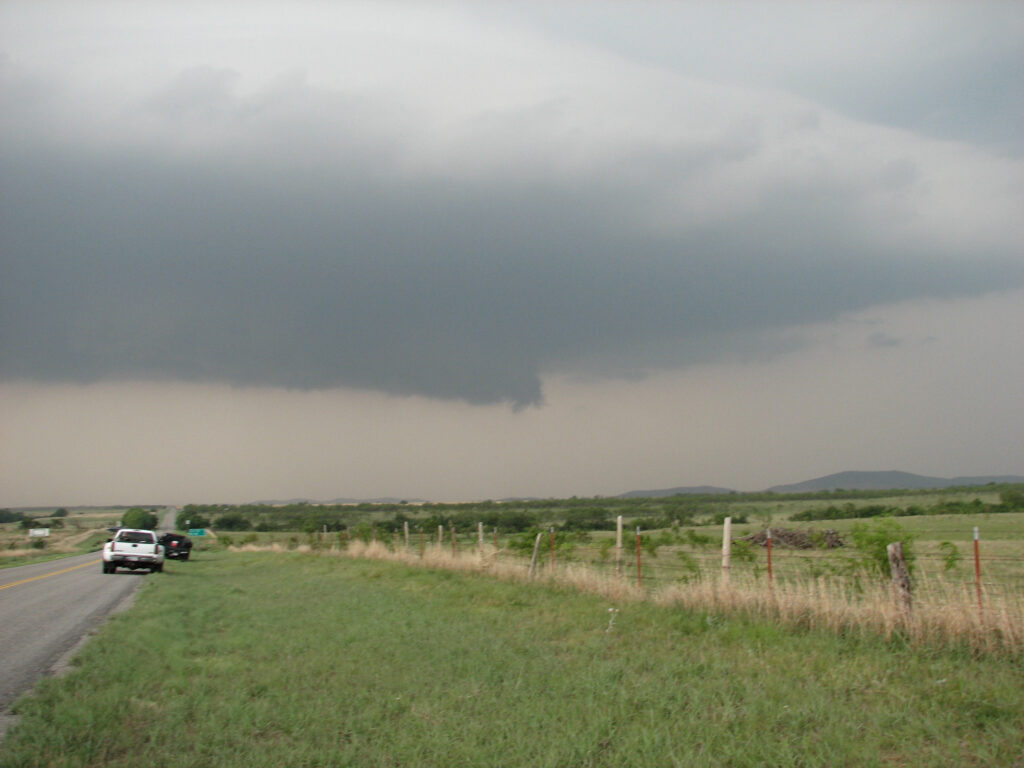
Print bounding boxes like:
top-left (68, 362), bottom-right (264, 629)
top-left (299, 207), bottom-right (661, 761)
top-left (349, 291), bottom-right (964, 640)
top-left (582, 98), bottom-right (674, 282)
top-left (102, 528), bottom-right (165, 573)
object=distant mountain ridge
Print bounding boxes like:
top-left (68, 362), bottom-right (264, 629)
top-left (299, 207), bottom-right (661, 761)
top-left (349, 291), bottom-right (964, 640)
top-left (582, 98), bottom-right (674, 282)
top-left (618, 485), bottom-right (735, 498)
top-left (245, 471), bottom-right (1023, 505)
top-left (252, 497), bottom-right (424, 505)
top-left (767, 471), bottom-right (1024, 493)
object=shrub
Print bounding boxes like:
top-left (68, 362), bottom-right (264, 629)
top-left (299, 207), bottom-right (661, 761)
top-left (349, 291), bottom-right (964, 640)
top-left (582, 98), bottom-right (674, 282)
top-left (712, 511), bottom-right (747, 525)
top-left (730, 539), bottom-right (756, 564)
top-left (850, 518), bottom-right (915, 578)
top-left (938, 541), bottom-right (961, 571)
top-left (683, 529), bottom-right (714, 549)
top-left (632, 516), bottom-right (671, 531)
top-left (121, 508), bottom-right (158, 529)
top-left (675, 551), bottom-right (702, 581)
top-left (177, 510), bottom-right (210, 530)
top-left (507, 528), bottom-right (577, 557)
top-left (0, 509), bottom-right (26, 524)
top-left (349, 522), bottom-right (375, 543)
top-left (213, 512), bottom-right (252, 531)
top-left (1001, 489), bottom-right (1024, 510)
top-left (560, 507), bottom-right (614, 532)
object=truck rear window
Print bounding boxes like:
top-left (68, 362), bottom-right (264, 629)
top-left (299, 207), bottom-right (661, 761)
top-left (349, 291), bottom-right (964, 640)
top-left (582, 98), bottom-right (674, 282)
top-left (118, 532), bottom-right (153, 543)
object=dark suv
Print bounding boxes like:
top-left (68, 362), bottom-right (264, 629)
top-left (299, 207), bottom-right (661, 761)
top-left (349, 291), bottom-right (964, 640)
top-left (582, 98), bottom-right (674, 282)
top-left (158, 533), bottom-right (193, 560)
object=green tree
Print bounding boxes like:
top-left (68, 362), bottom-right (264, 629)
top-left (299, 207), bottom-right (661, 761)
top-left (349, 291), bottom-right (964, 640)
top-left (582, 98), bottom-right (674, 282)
top-left (214, 512), bottom-right (252, 531)
top-left (177, 510), bottom-right (210, 530)
top-left (1000, 489), bottom-right (1024, 510)
top-left (0, 509), bottom-right (26, 524)
top-left (121, 508), bottom-right (158, 529)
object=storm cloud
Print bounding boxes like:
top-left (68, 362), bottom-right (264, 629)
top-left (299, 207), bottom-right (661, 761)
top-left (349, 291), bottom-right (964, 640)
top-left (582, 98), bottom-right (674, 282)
top-left (2, 4), bottom-right (1022, 408)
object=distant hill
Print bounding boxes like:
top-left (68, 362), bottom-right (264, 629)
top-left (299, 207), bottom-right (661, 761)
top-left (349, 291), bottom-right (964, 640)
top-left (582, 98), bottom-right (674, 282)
top-left (251, 497), bottom-right (424, 506)
top-left (618, 486), bottom-right (735, 499)
top-left (767, 471), bottom-right (1024, 493)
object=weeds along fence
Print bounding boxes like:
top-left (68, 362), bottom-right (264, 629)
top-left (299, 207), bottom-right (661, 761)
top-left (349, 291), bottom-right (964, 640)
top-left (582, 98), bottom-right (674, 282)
top-left (230, 526), bottom-right (1024, 657)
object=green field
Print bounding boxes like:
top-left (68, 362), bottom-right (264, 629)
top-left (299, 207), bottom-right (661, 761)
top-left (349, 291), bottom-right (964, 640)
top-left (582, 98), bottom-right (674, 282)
top-left (0, 508), bottom-right (126, 569)
top-left (3, 551), bottom-right (1023, 767)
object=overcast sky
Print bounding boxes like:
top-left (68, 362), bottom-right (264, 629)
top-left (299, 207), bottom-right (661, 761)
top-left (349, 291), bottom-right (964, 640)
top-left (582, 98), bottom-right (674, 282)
top-left (2, 2), bottom-right (1022, 506)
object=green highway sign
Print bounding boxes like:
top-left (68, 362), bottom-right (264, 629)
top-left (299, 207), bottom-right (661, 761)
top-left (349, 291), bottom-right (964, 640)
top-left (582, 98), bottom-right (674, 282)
top-left (188, 528), bottom-right (206, 536)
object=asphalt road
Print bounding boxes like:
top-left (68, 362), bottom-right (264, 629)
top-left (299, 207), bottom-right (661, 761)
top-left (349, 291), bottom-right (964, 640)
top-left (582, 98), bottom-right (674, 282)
top-left (0, 551), bottom-right (145, 735)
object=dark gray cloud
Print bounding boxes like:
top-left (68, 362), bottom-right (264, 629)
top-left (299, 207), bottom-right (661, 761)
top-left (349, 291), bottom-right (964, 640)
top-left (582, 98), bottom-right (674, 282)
top-left (2, 24), bottom-right (1022, 408)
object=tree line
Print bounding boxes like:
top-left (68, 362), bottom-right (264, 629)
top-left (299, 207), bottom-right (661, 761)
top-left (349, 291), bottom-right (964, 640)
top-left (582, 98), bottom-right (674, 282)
top-left (173, 484), bottom-right (1024, 534)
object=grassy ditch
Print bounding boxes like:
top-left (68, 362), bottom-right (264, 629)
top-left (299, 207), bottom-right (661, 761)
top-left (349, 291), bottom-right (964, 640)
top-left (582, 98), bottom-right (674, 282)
top-left (4, 552), bottom-right (1023, 767)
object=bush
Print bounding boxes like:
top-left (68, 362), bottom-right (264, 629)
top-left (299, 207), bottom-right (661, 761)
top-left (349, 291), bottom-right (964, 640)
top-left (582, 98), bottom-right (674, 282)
top-left (1001, 489), bottom-right (1024, 510)
top-left (730, 539), bottom-right (756, 564)
top-left (675, 551), bottom-right (702, 581)
top-left (177, 510), bottom-right (210, 530)
top-left (214, 512), bottom-right (252, 531)
top-left (711, 511), bottom-right (747, 525)
top-left (560, 507), bottom-right (614, 532)
top-left (121, 508), bottom-right (158, 529)
top-left (850, 518), bottom-right (915, 578)
top-left (507, 528), bottom-right (577, 557)
top-left (938, 541), bottom-right (961, 571)
top-left (683, 529), bottom-right (714, 549)
top-left (632, 516), bottom-right (671, 531)
top-left (0, 509), bottom-right (25, 524)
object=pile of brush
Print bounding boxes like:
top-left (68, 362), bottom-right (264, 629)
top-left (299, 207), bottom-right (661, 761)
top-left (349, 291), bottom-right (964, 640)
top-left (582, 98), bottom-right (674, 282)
top-left (741, 527), bottom-right (844, 549)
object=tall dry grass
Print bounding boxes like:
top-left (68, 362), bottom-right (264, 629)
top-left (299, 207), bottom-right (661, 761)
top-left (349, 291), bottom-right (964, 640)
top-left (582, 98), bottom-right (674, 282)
top-left (230, 539), bottom-right (1023, 656)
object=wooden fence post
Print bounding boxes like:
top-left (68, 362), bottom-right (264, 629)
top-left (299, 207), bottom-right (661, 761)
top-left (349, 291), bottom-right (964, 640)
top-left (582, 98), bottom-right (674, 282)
top-left (438, 525), bottom-right (443, 547)
top-left (529, 532), bottom-right (543, 579)
top-left (721, 517), bottom-right (732, 584)
top-left (478, 522), bottom-right (484, 551)
top-left (887, 541), bottom-right (913, 618)
top-left (549, 528), bottom-right (555, 569)
top-left (616, 515), bottom-right (623, 576)
top-left (451, 524), bottom-right (457, 556)
top-left (973, 526), bottom-right (983, 623)
top-left (404, 521), bottom-right (410, 551)
top-left (766, 528), bottom-right (773, 586)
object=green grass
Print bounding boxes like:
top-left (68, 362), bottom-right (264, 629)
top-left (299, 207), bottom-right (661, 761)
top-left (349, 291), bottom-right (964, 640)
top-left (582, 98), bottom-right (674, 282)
top-left (4, 551), bottom-right (1023, 767)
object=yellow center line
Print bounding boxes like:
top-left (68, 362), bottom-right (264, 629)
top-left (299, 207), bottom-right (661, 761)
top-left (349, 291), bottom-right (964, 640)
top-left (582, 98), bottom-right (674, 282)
top-left (0, 559), bottom-right (102, 590)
